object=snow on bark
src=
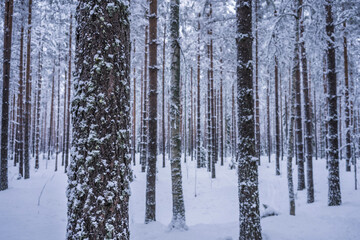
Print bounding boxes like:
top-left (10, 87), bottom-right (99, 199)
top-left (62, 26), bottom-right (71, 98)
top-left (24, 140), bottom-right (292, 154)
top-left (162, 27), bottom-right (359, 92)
top-left (236, 0), bottom-right (262, 239)
top-left (67, 1), bottom-right (131, 239)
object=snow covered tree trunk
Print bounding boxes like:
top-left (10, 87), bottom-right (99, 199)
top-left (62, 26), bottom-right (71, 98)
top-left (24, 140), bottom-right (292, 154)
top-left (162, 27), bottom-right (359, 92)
top-left (196, 14), bottom-right (202, 168)
top-left (132, 39), bottom-right (137, 166)
top-left (236, 0), bottom-right (262, 239)
top-left (254, 0), bottom-right (260, 165)
top-left (24, 0), bottom-right (33, 179)
top-left (162, 22), bottom-right (166, 168)
top-left (140, 25), bottom-right (149, 173)
top-left (275, 55), bottom-right (280, 175)
top-left (145, 0), bottom-right (158, 224)
top-left (0, 0), bottom-right (14, 190)
top-left (294, 0), bottom-right (305, 191)
top-left (325, 0), bottom-right (341, 206)
top-left (169, 0), bottom-right (187, 230)
top-left (64, 14), bottom-right (72, 174)
top-left (35, 48), bottom-right (43, 170)
top-left (16, 14), bottom-right (25, 173)
top-left (267, 74), bottom-right (271, 163)
top-left (343, 21), bottom-right (351, 172)
top-left (47, 65), bottom-right (55, 169)
top-left (67, 1), bottom-right (131, 239)
top-left (287, 71), bottom-right (296, 216)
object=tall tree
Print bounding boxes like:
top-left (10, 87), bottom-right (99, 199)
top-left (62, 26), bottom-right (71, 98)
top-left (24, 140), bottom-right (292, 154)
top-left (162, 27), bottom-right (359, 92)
top-left (24, 0), bottom-right (33, 179)
top-left (0, 0), bottom-right (14, 190)
top-left (145, 0), bottom-right (158, 224)
top-left (299, 0), bottom-right (314, 203)
top-left (343, 21), bottom-right (351, 172)
top-left (254, 0), bottom-right (260, 165)
top-left (35, 47), bottom-right (43, 169)
top-left (196, 13), bottom-right (202, 168)
top-left (67, 1), bottom-right (131, 238)
top-left (169, 0), bottom-right (187, 230)
top-left (162, 21), bottom-right (166, 168)
top-left (236, 0), bottom-right (262, 239)
top-left (294, 0), bottom-right (305, 191)
top-left (325, 0), bottom-right (341, 206)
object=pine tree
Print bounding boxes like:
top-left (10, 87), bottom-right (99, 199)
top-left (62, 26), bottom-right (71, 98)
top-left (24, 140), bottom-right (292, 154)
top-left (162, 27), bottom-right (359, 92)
top-left (325, 0), bottom-right (341, 206)
top-left (299, 0), bottom-right (314, 203)
top-left (67, 1), bottom-right (131, 239)
top-left (169, 0), bottom-right (187, 230)
top-left (0, 0), bottom-right (14, 191)
top-left (145, 0), bottom-right (158, 224)
top-left (236, 0), bottom-right (262, 239)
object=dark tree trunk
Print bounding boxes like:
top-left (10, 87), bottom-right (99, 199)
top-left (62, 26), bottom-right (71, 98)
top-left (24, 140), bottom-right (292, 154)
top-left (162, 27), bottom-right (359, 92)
top-left (145, 0), bottom-right (158, 224)
top-left (254, 0), bottom-right (260, 165)
top-left (0, 0), bottom-right (14, 190)
top-left (299, 0), bottom-right (314, 203)
top-left (140, 25), bottom-right (149, 173)
top-left (35, 48), bottom-right (43, 169)
top-left (196, 14), bottom-right (202, 168)
top-left (132, 39), bottom-right (137, 166)
top-left (294, 1), bottom-right (305, 190)
top-left (275, 56), bottom-right (280, 175)
top-left (64, 14), bottom-right (72, 173)
top-left (325, 0), bottom-right (341, 206)
top-left (236, 0), bottom-right (262, 239)
top-left (162, 21), bottom-right (166, 168)
top-left (343, 21), bottom-right (351, 172)
top-left (67, 1), bottom-right (131, 238)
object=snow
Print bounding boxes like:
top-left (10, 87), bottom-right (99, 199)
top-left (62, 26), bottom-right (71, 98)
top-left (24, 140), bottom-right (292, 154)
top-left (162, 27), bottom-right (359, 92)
top-left (0, 154), bottom-right (359, 240)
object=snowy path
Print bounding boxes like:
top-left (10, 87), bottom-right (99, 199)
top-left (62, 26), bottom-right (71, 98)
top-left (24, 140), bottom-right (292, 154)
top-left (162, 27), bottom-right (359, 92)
top-left (0, 155), bottom-right (359, 240)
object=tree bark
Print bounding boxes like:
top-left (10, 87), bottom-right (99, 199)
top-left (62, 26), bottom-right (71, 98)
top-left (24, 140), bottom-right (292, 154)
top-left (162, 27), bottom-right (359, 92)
top-left (145, 0), bottom-right (158, 224)
top-left (169, 0), bottom-right (187, 230)
top-left (0, 0), bottom-right (14, 190)
top-left (236, 0), bottom-right (262, 239)
top-left (67, 1), bottom-right (131, 238)
top-left (325, 0), bottom-right (341, 206)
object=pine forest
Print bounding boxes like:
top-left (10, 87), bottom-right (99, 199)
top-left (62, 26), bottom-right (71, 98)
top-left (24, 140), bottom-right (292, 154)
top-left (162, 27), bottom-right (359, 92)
top-left (0, 0), bottom-right (360, 239)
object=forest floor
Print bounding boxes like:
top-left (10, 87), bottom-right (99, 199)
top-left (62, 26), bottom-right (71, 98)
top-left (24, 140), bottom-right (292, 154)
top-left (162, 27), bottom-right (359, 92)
top-left (0, 154), bottom-right (359, 240)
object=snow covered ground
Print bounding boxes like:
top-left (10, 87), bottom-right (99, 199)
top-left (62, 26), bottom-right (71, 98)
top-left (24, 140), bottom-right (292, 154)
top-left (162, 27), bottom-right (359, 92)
top-left (0, 154), bottom-right (359, 240)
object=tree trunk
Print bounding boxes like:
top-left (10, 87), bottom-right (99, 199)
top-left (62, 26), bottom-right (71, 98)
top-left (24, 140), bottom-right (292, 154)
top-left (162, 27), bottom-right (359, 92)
top-left (162, 21), bottom-right (166, 168)
top-left (0, 0), bottom-right (14, 190)
top-left (24, 0), bottom-right (33, 179)
top-left (35, 46), bottom-right (43, 169)
top-left (275, 56), bottom-right (280, 175)
top-left (325, 0), bottom-right (341, 206)
top-left (66, 1), bottom-right (131, 238)
top-left (236, 1), bottom-right (262, 239)
top-left (64, 14), bottom-right (72, 174)
top-left (255, 0), bottom-right (260, 165)
top-left (47, 65), bottom-right (55, 169)
top-left (196, 14), bottom-right (202, 168)
top-left (140, 25), bottom-right (149, 173)
top-left (169, 0), bottom-right (187, 230)
top-left (343, 21), bottom-right (351, 172)
top-left (299, 0), bottom-right (314, 203)
top-left (295, 1), bottom-right (305, 190)
top-left (145, 0), bottom-right (158, 224)
top-left (132, 39), bottom-right (137, 166)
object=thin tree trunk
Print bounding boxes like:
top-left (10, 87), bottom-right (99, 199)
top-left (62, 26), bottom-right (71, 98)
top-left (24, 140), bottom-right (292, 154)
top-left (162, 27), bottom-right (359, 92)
top-left (140, 25), bottom-right (149, 173)
top-left (325, 0), bottom-right (341, 206)
top-left (145, 0), bottom-right (158, 224)
top-left (169, 0), bottom-right (187, 230)
top-left (35, 46), bottom-right (43, 169)
top-left (343, 21), bottom-right (351, 172)
top-left (300, 0), bottom-right (314, 202)
top-left (255, 0), bottom-right (260, 165)
top-left (64, 14), bottom-right (72, 173)
top-left (295, 1), bottom-right (305, 190)
top-left (196, 14), bottom-right (202, 168)
top-left (162, 21), bottom-right (166, 168)
top-left (47, 65), bottom-right (55, 169)
top-left (24, 0), bottom-right (33, 179)
top-left (0, 0), bottom-right (14, 190)
top-left (275, 56), bottom-right (280, 175)
top-left (132, 39), bottom-right (137, 166)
